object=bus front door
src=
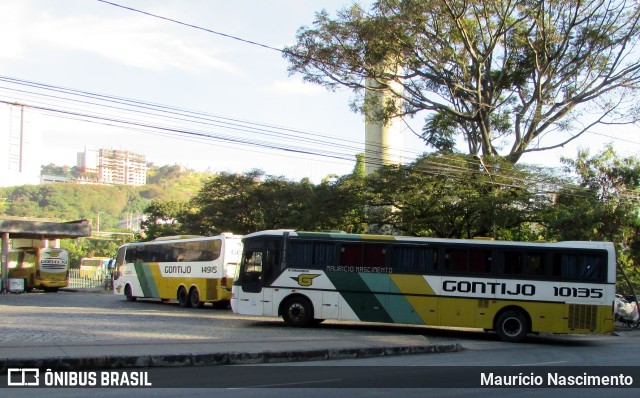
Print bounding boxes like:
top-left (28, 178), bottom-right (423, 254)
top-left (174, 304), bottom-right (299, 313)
top-left (237, 251), bottom-right (267, 315)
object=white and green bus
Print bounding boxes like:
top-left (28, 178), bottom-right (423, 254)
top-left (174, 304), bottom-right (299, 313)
top-left (231, 230), bottom-right (616, 342)
top-left (113, 233), bottom-right (243, 308)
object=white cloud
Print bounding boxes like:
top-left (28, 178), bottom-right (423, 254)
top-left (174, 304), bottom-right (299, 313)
top-left (0, 3), bottom-right (241, 75)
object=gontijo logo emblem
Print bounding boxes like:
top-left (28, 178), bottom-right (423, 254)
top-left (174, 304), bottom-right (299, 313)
top-left (48, 249), bottom-right (64, 258)
top-left (291, 274), bottom-right (320, 287)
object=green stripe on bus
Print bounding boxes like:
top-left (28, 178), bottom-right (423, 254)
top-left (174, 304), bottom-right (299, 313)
top-left (325, 271), bottom-right (394, 323)
top-left (387, 277), bottom-right (426, 325)
top-left (134, 262), bottom-right (160, 298)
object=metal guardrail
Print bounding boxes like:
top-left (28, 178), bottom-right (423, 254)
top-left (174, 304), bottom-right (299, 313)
top-left (68, 269), bottom-right (112, 289)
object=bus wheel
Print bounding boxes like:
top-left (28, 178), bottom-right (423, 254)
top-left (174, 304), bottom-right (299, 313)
top-left (495, 310), bottom-right (529, 342)
top-left (282, 296), bottom-right (313, 327)
top-left (189, 288), bottom-right (204, 308)
top-left (125, 285), bottom-right (137, 302)
top-left (177, 287), bottom-right (191, 307)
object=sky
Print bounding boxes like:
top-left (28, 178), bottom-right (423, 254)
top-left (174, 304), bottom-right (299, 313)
top-left (1, 0), bottom-right (640, 184)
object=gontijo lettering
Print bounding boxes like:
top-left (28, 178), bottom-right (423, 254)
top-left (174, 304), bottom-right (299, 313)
top-left (164, 265), bottom-right (191, 274)
top-left (442, 280), bottom-right (536, 296)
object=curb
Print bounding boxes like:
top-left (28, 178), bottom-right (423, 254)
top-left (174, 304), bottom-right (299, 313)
top-left (0, 343), bottom-right (463, 373)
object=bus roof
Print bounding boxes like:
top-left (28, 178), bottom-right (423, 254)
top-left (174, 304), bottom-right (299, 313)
top-left (125, 233), bottom-right (243, 247)
top-left (242, 230), bottom-right (613, 250)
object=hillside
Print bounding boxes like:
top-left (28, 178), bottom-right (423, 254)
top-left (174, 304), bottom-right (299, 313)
top-left (0, 165), bottom-right (211, 230)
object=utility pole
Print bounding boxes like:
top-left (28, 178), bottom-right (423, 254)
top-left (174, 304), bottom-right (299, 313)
top-left (19, 105), bottom-right (24, 172)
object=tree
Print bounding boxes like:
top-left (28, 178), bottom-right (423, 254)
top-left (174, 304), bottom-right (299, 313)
top-left (62, 235), bottom-right (135, 269)
top-left (310, 173), bottom-right (368, 233)
top-left (366, 153), bottom-right (549, 238)
top-left (140, 200), bottom-right (190, 240)
top-left (187, 170), bottom-right (266, 235)
top-left (542, 144), bottom-right (640, 292)
top-left (285, 0), bottom-right (640, 162)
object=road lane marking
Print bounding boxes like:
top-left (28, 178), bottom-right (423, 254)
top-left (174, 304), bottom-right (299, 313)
top-left (512, 361), bottom-right (568, 366)
top-left (229, 378), bottom-right (343, 388)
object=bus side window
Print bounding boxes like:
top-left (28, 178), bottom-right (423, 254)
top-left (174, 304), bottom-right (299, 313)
top-left (391, 246), bottom-right (420, 272)
top-left (552, 253), bottom-right (576, 279)
top-left (340, 243), bottom-right (363, 267)
top-left (502, 251), bottom-right (524, 275)
top-left (364, 244), bottom-right (386, 267)
top-left (244, 251), bottom-right (263, 274)
top-left (289, 242), bottom-right (313, 266)
top-left (469, 249), bottom-right (491, 273)
top-left (525, 253), bottom-right (546, 277)
top-left (443, 248), bottom-right (468, 273)
top-left (313, 243), bottom-right (335, 267)
top-left (580, 255), bottom-right (603, 281)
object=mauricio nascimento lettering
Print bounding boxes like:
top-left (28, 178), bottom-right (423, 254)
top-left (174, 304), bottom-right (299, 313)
top-left (481, 372), bottom-right (634, 387)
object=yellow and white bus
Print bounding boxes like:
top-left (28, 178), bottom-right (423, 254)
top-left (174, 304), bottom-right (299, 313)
top-left (231, 230), bottom-right (616, 342)
top-left (8, 247), bottom-right (70, 292)
top-left (79, 257), bottom-right (112, 281)
top-left (113, 233), bottom-right (243, 308)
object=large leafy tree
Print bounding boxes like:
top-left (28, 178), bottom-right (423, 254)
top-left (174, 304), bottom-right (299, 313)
top-left (140, 199), bottom-right (190, 240)
top-left (366, 153), bottom-right (551, 238)
top-left (146, 167), bottom-right (369, 236)
top-left (285, 0), bottom-right (640, 162)
top-left (542, 145), bottom-right (640, 292)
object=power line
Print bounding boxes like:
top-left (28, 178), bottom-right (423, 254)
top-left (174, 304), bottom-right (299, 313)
top-left (2, 74), bottom-right (637, 202)
top-left (0, 75), bottom-right (420, 163)
top-left (95, 0), bottom-right (289, 55)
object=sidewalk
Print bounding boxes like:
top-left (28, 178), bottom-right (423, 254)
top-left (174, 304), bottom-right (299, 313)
top-left (0, 333), bottom-right (463, 372)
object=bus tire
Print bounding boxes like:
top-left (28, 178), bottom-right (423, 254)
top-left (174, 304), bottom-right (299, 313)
top-left (178, 287), bottom-right (191, 307)
top-left (495, 309), bottom-right (529, 342)
top-left (281, 296), bottom-right (314, 327)
top-left (125, 285), bottom-right (136, 302)
top-left (189, 288), bottom-right (204, 308)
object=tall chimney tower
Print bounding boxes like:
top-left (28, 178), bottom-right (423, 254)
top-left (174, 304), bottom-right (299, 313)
top-left (364, 76), bottom-right (404, 175)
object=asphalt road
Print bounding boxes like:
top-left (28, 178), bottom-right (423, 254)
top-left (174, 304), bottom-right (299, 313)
top-left (1, 288), bottom-right (639, 397)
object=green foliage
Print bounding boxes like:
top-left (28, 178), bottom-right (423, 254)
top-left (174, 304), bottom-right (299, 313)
top-left (2, 184), bottom-right (130, 225)
top-left (10, 151), bottom-right (640, 295)
top-left (142, 165), bottom-right (207, 201)
top-left (544, 144), bottom-right (640, 292)
top-left (0, 165), bottom-right (207, 230)
top-left (41, 163), bottom-right (81, 178)
top-left (61, 235), bottom-right (135, 269)
top-left (365, 153), bottom-right (550, 239)
top-left (140, 199), bottom-right (191, 241)
top-left (285, 0), bottom-right (640, 162)
top-left (143, 169), bottom-right (368, 237)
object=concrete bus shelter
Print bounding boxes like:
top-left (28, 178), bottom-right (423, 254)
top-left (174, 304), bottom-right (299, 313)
top-left (0, 217), bottom-right (91, 293)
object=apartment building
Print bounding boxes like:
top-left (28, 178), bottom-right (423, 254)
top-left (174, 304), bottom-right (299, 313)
top-left (77, 147), bottom-right (147, 186)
